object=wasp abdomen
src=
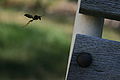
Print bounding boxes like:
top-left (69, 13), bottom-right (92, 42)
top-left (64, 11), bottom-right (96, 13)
top-left (24, 14), bottom-right (33, 18)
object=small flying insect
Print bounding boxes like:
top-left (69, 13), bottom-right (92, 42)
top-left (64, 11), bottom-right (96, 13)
top-left (24, 14), bottom-right (42, 26)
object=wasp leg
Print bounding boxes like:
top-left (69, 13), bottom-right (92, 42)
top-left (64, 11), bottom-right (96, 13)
top-left (24, 20), bottom-right (33, 27)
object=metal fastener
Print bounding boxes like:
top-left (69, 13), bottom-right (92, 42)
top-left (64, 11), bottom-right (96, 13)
top-left (76, 52), bottom-right (92, 68)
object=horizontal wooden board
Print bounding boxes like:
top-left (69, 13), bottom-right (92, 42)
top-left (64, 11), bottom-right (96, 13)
top-left (79, 0), bottom-right (120, 21)
top-left (67, 34), bottom-right (120, 80)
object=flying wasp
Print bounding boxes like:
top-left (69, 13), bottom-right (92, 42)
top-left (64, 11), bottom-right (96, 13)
top-left (24, 14), bottom-right (42, 26)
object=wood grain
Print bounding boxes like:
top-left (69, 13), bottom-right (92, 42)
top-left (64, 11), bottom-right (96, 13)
top-left (67, 34), bottom-right (120, 80)
top-left (80, 0), bottom-right (120, 21)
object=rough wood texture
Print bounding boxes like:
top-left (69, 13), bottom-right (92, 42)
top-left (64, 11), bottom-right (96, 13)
top-left (80, 0), bottom-right (120, 21)
top-left (67, 34), bottom-right (120, 80)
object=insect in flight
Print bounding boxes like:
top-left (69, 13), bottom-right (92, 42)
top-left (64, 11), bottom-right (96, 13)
top-left (24, 14), bottom-right (42, 26)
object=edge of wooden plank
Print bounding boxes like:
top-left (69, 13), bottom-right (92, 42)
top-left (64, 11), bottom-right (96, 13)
top-left (79, 0), bottom-right (120, 21)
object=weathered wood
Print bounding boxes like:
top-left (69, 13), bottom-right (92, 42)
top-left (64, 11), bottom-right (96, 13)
top-left (80, 0), bottom-right (120, 21)
top-left (67, 34), bottom-right (120, 80)
top-left (65, 0), bottom-right (104, 79)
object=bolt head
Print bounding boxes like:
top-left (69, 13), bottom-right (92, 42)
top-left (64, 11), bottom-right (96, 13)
top-left (76, 52), bottom-right (92, 68)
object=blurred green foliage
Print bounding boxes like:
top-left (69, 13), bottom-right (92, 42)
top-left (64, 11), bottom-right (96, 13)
top-left (68, 0), bottom-right (78, 2)
top-left (0, 22), bottom-right (70, 80)
top-left (0, 0), bottom-right (59, 13)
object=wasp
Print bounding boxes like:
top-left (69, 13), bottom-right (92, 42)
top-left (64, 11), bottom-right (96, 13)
top-left (24, 14), bottom-right (42, 26)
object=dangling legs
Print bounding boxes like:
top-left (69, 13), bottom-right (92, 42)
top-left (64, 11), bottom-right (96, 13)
top-left (24, 19), bottom-right (33, 27)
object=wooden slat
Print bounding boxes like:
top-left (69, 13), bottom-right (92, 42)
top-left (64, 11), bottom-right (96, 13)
top-left (80, 0), bottom-right (120, 21)
top-left (67, 34), bottom-right (120, 80)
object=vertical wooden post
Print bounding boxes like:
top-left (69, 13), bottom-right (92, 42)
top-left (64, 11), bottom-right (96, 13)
top-left (65, 0), bottom-right (104, 79)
